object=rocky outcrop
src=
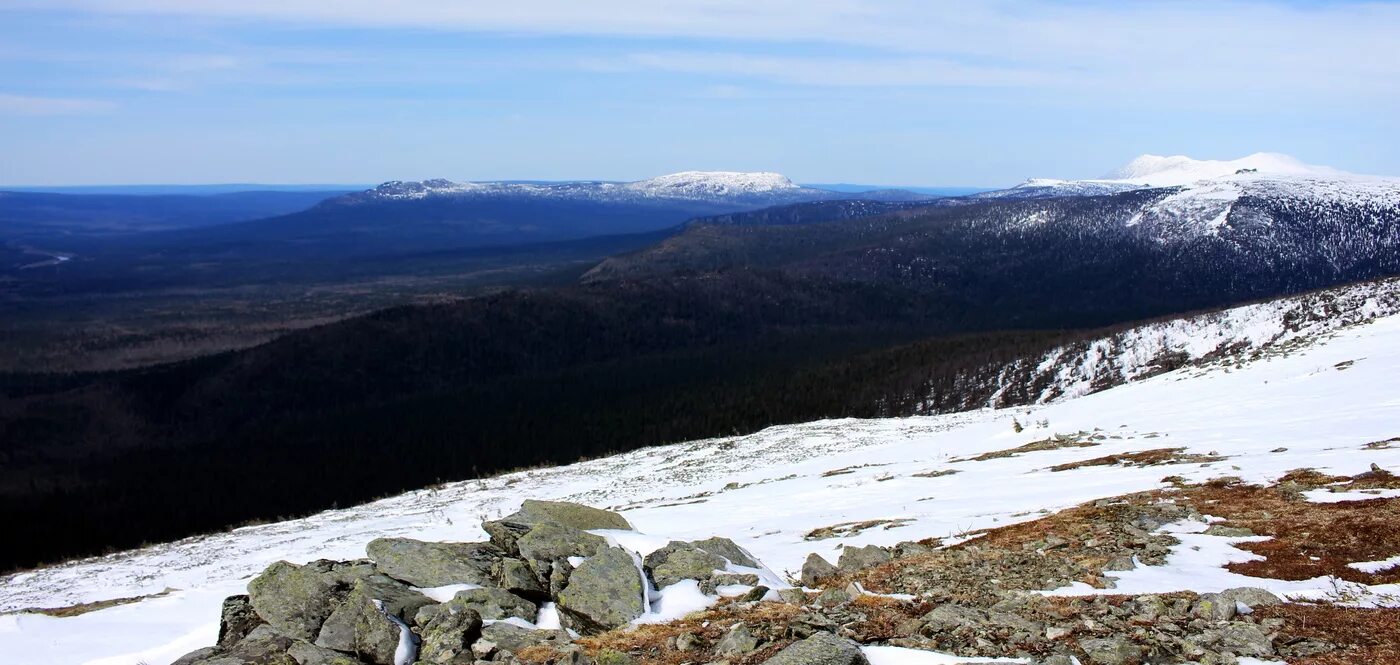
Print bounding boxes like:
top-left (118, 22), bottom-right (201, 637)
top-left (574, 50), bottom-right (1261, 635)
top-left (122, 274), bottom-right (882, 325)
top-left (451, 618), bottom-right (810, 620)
top-left (443, 587), bottom-right (538, 622)
top-left (766, 633), bottom-right (870, 665)
top-left (801, 553), bottom-right (839, 586)
top-left (416, 606), bottom-right (481, 664)
top-left (246, 561), bottom-right (346, 640)
top-left (364, 538), bottom-right (501, 587)
top-left (558, 546), bottom-right (647, 634)
top-left (313, 581), bottom-right (408, 665)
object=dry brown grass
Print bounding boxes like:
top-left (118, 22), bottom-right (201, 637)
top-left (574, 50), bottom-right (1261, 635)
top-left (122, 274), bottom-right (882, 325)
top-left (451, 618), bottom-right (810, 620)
top-left (1178, 476), bottom-right (1400, 585)
top-left (565, 598), bottom-right (804, 665)
top-left (1254, 603), bottom-right (1400, 665)
top-left (1048, 447), bottom-right (1226, 472)
top-left (955, 434), bottom-right (1098, 463)
top-left (15, 587), bottom-right (176, 617)
top-left (805, 518), bottom-right (914, 540)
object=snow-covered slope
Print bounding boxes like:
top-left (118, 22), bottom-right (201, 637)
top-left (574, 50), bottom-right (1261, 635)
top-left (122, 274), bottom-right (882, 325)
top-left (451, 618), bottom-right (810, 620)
top-left (346, 171), bottom-right (916, 205)
top-left (3, 279), bottom-right (1399, 665)
top-left (1102, 152), bottom-right (1343, 187)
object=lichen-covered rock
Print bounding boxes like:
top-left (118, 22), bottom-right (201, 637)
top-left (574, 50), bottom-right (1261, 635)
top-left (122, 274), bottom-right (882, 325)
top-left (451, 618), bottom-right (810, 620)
top-left (689, 537), bottom-right (761, 568)
top-left (765, 632), bottom-right (870, 665)
top-left (557, 546), bottom-right (646, 634)
top-left (170, 646), bottom-right (222, 665)
top-left (447, 587), bottom-right (538, 622)
top-left (1079, 636), bottom-right (1143, 665)
top-left (1219, 587), bottom-right (1282, 610)
top-left (801, 553), bottom-right (839, 586)
top-left (644, 542), bottom-right (726, 588)
top-left (286, 639), bottom-right (363, 665)
top-left (313, 580), bottom-right (408, 665)
top-left (210, 625), bottom-right (299, 665)
top-left (837, 545), bottom-right (891, 572)
top-left (497, 557), bottom-right (547, 599)
top-left (247, 561), bottom-right (344, 641)
top-left (714, 623), bottom-right (759, 656)
top-left (517, 522), bottom-right (607, 564)
top-left (485, 500), bottom-right (632, 552)
top-left (1203, 525), bottom-right (1255, 537)
top-left (365, 538), bottom-right (502, 587)
top-left (1192, 593), bottom-right (1237, 622)
top-left (479, 621), bottom-right (573, 656)
top-left (1199, 622), bottom-right (1275, 658)
top-left (417, 606), bottom-right (483, 664)
top-left (921, 603), bottom-right (987, 631)
top-left (217, 595), bottom-right (265, 649)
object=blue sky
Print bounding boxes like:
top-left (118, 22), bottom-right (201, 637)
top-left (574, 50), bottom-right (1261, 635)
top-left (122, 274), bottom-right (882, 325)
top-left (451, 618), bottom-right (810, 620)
top-left (1, 1), bottom-right (1397, 187)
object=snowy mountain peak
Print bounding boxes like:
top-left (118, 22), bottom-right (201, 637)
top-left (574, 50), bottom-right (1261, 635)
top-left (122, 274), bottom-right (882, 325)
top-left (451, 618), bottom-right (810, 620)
top-left (1102, 152), bottom-right (1342, 186)
top-left (624, 171), bottom-right (799, 197)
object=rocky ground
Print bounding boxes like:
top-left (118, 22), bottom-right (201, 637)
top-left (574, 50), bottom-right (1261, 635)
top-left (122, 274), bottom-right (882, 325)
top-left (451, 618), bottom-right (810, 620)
top-left (170, 467), bottom-right (1400, 665)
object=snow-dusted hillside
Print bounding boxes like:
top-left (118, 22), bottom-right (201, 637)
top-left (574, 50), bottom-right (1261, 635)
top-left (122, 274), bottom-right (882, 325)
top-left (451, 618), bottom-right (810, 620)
top-left (974, 154), bottom-right (1400, 231)
top-left (1102, 152), bottom-right (1342, 187)
top-left (3, 279), bottom-right (1399, 664)
top-left (343, 172), bottom-right (918, 206)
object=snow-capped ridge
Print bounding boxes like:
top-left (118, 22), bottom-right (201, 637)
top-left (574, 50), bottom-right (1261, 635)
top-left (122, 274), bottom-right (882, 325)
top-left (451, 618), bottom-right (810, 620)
top-left (624, 171), bottom-right (798, 197)
top-left (1102, 152), bottom-right (1343, 187)
top-left (358, 171), bottom-right (811, 203)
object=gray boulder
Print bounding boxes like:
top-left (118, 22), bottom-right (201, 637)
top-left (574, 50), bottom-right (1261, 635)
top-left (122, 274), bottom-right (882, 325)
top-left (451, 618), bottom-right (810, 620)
top-left (714, 623), bottom-right (759, 656)
top-left (765, 633), bottom-right (870, 665)
top-left (447, 587), bottom-right (538, 622)
top-left (479, 621), bottom-right (573, 655)
top-left (286, 640), bottom-right (362, 665)
top-left (1203, 525), bottom-right (1256, 537)
top-left (837, 545), bottom-right (891, 572)
top-left (801, 553), bottom-right (839, 586)
top-left (644, 542), bottom-right (726, 588)
top-left (1202, 622), bottom-right (1275, 658)
top-left (170, 647), bottom-right (223, 665)
top-left (508, 499), bottom-right (633, 531)
top-left (1079, 636), bottom-right (1143, 665)
top-left (1219, 587), bottom-right (1283, 610)
top-left (1193, 593), bottom-right (1237, 622)
top-left (217, 594), bottom-right (265, 649)
top-left (921, 604), bottom-right (987, 632)
top-left (497, 557), bottom-right (548, 599)
top-left (517, 522), bottom-right (607, 564)
top-left (365, 538), bottom-right (502, 587)
top-left (557, 546), bottom-right (646, 634)
top-left (690, 537), bottom-right (762, 568)
top-left (187, 625), bottom-right (298, 665)
top-left (247, 561), bottom-right (344, 641)
top-left (417, 606), bottom-right (483, 664)
top-left (313, 580), bottom-right (410, 665)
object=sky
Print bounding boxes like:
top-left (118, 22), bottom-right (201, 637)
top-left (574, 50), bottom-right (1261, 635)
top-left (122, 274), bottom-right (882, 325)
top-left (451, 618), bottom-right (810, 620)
top-left (0, 1), bottom-right (1397, 187)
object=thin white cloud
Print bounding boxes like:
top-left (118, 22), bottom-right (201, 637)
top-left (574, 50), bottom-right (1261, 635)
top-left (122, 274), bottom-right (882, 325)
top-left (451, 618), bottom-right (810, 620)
top-left (0, 93), bottom-right (113, 115)
top-left (4, 0), bottom-right (1396, 101)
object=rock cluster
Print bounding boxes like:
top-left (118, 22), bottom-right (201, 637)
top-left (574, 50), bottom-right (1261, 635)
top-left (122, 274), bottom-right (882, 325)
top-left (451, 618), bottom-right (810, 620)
top-left (172, 500), bottom-right (773, 665)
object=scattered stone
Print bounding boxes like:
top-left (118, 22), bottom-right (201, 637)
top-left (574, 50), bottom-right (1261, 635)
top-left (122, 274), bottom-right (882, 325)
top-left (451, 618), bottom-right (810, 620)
top-left (1193, 593), bottom-right (1237, 622)
top-left (714, 623), bottom-right (760, 656)
top-left (557, 546), bottom-right (646, 634)
top-left (1203, 525), bottom-right (1255, 538)
top-left (675, 631), bottom-right (702, 652)
top-left (837, 545), bottom-right (891, 572)
top-left (765, 632), bottom-right (870, 665)
top-left (801, 553), bottom-right (839, 586)
top-left (776, 588), bottom-right (809, 605)
top-left (1078, 635), bottom-right (1142, 665)
top-left (814, 587), bottom-right (851, 607)
top-left (365, 538), bottom-right (502, 587)
top-left (739, 586), bottom-right (770, 602)
top-left (1218, 587), bottom-right (1282, 609)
